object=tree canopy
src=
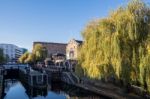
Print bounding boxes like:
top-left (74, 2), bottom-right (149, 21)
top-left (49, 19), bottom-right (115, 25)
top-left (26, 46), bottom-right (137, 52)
top-left (19, 44), bottom-right (47, 64)
top-left (19, 51), bottom-right (30, 63)
top-left (33, 44), bottom-right (47, 62)
top-left (0, 48), bottom-right (5, 64)
top-left (78, 0), bottom-right (150, 92)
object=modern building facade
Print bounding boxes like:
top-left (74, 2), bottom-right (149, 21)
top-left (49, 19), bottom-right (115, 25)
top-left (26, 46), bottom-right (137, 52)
top-left (33, 42), bottom-right (67, 57)
top-left (0, 44), bottom-right (26, 63)
top-left (66, 39), bottom-right (83, 60)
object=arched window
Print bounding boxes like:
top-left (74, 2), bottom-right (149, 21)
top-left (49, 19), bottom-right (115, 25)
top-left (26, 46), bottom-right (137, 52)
top-left (69, 50), bottom-right (74, 59)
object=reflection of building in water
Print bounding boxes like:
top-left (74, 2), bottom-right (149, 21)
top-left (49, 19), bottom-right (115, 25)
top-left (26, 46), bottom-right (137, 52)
top-left (3, 79), bottom-right (102, 99)
top-left (2, 79), bottom-right (21, 99)
top-left (4, 79), bottom-right (48, 99)
top-left (0, 66), bottom-right (4, 99)
top-left (4, 79), bottom-right (19, 93)
top-left (21, 82), bottom-right (48, 98)
top-left (50, 82), bottom-right (101, 99)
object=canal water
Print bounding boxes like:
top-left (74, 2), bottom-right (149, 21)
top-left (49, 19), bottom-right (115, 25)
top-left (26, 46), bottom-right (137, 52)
top-left (2, 79), bottom-right (104, 99)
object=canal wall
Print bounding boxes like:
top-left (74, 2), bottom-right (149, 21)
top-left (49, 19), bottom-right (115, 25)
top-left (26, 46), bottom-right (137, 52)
top-left (19, 68), bottom-right (48, 88)
top-left (73, 78), bottom-right (145, 99)
top-left (4, 69), bottom-right (19, 79)
top-left (0, 75), bottom-right (4, 99)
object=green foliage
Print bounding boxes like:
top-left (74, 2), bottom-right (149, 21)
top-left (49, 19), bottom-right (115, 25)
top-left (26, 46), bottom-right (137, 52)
top-left (0, 48), bottom-right (5, 64)
top-left (19, 52), bottom-right (30, 63)
top-left (78, 0), bottom-right (150, 92)
top-left (24, 53), bottom-right (35, 64)
top-left (33, 44), bottom-right (47, 62)
top-left (19, 44), bottom-right (47, 64)
top-left (75, 64), bottom-right (84, 78)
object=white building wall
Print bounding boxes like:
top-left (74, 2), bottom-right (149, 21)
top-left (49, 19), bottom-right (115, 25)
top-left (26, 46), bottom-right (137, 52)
top-left (0, 44), bottom-right (24, 62)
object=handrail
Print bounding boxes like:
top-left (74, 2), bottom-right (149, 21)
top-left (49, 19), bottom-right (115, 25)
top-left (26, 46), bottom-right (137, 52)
top-left (64, 72), bottom-right (75, 84)
top-left (70, 72), bottom-right (79, 83)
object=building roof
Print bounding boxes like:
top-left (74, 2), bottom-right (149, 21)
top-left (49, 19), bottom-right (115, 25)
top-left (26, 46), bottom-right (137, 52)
top-left (0, 43), bottom-right (19, 48)
top-left (75, 40), bottom-right (83, 44)
top-left (33, 42), bottom-right (67, 45)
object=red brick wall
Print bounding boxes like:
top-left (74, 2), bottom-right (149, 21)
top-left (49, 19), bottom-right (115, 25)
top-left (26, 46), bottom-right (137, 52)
top-left (33, 42), bottom-right (67, 56)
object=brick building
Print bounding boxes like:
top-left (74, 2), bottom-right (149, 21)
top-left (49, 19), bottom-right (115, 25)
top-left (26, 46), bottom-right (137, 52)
top-left (33, 42), bottom-right (67, 57)
top-left (66, 39), bottom-right (83, 60)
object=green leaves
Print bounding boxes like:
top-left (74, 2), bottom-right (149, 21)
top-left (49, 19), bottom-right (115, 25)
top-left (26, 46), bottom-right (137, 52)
top-left (19, 52), bottom-right (30, 63)
top-left (78, 0), bottom-right (150, 92)
top-left (0, 48), bottom-right (5, 64)
top-left (33, 44), bottom-right (47, 62)
top-left (19, 44), bottom-right (47, 64)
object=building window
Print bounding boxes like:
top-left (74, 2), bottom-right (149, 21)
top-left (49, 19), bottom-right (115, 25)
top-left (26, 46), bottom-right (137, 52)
top-left (69, 51), bottom-right (74, 59)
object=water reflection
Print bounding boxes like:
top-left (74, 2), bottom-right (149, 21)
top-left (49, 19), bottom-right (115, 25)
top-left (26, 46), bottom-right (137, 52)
top-left (3, 79), bottom-right (103, 99)
top-left (4, 79), bottom-right (28, 99)
top-left (51, 82), bottom-right (102, 99)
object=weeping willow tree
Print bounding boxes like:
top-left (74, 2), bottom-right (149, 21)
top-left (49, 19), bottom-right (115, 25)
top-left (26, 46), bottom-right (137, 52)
top-left (78, 0), bottom-right (150, 92)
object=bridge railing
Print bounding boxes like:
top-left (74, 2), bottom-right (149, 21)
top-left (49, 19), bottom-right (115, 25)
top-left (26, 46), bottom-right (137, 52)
top-left (2, 64), bottom-right (28, 69)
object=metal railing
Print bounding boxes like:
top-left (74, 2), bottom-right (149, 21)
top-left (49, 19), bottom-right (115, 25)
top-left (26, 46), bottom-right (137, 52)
top-left (2, 64), bottom-right (28, 69)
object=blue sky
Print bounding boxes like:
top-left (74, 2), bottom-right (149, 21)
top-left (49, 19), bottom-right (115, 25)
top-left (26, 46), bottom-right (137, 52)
top-left (0, 0), bottom-right (149, 51)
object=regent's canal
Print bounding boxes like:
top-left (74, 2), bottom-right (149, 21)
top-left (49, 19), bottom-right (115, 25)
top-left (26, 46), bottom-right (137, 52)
top-left (2, 79), bottom-right (104, 99)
